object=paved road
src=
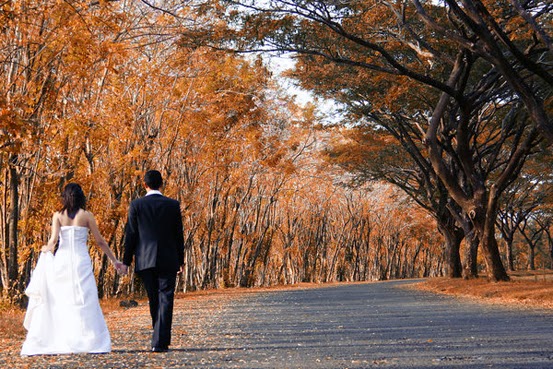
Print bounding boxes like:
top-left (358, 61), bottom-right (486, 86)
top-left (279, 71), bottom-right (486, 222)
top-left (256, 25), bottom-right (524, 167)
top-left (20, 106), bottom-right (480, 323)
top-left (192, 280), bottom-right (553, 368)
top-left (6, 280), bottom-right (553, 368)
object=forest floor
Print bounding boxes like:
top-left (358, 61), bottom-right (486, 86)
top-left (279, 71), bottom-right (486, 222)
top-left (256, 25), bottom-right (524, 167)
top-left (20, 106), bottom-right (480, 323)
top-left (0, 271), bottom-right (552, 368)
top-left (413, 269), bottom-right (553, 310)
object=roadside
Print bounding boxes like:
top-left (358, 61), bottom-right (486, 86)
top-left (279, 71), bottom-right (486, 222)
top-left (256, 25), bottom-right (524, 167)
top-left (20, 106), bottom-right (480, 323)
top-left (412, 270), bottom-right (553, 310)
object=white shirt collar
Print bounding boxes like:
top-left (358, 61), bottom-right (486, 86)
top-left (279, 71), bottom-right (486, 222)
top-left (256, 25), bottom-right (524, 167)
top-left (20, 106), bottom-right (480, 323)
top-left (146, 190), bottom-right (163, 196)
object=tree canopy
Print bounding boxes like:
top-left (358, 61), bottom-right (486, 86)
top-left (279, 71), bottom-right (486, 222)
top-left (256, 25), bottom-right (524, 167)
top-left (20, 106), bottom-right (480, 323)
top-left (190, 0), bottom-right (553, 280)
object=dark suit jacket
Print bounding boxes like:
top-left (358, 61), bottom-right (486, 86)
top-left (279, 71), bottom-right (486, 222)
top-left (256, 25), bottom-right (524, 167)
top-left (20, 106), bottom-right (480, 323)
top-left (123, 194), bottom-right (184, 273)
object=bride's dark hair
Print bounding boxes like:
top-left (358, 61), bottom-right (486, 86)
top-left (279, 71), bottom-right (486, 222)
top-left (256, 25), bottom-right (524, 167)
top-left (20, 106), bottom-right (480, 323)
top-left (61, 183), bottom-right (86, 219)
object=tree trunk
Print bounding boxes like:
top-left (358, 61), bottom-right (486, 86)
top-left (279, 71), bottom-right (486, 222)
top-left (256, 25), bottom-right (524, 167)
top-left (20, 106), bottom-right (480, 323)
top-left (437, 213), bottom-right (463, 278)
top-left (442, 226), bottom-right (463, 278)
top-left (463, 229), bottom-right (479, 279)
top-left (473, 210), bottom-right (510, 281)
top-left (505, 238), bottom-right (515, 272)
top-left (97, 254), bottom-right (109, 299)
top-left (527, 245), bottom-right (536, 270)
top-left (7, 155), bottom-right (19, 297)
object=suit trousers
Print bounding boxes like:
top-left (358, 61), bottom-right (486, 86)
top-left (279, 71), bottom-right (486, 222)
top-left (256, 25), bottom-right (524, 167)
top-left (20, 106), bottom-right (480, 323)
top-left (137, 268), bottom-right (177, 348)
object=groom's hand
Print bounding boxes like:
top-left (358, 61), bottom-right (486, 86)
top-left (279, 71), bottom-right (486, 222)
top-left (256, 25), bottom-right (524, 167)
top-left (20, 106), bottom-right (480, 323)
top-left (115, 261), bottom-right (129, 275)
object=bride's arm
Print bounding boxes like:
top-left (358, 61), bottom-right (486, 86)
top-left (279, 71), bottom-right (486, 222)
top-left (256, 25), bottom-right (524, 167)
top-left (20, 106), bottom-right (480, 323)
top-left (87, 211), bottom-right (122, 268)
top-left (42, 213), bottom-right (61, 253)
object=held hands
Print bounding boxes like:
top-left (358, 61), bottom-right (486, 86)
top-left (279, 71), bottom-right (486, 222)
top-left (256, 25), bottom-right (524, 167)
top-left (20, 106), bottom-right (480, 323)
top-left (114, 260), bottom-right (129, 275)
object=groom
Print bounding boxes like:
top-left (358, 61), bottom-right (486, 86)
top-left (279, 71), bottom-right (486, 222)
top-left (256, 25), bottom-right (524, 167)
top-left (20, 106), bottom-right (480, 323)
top-left (121, 170), bottom-right (185, 352)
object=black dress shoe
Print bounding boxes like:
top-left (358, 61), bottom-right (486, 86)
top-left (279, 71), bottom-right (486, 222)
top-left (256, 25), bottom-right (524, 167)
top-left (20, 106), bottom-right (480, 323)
top-left (152, 346), bottom-right (168, 352)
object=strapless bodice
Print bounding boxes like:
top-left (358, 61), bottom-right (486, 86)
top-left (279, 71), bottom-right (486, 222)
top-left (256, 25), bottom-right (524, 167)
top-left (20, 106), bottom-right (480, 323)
top-left (59, 226), bottom-right (89, 247)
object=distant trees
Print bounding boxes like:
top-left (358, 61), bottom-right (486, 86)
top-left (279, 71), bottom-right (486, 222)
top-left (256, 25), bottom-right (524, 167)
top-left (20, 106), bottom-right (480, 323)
top-left (198, 0), bottom-right (553, 281)
top-left (324, 123), bottom-right (467, 278)
top-left (497, 153), bottom-right (553, 271)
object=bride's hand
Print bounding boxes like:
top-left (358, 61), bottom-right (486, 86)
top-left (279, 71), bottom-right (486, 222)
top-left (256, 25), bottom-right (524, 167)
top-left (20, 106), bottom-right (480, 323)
top-left (41, 245), bottom-right (54, 253)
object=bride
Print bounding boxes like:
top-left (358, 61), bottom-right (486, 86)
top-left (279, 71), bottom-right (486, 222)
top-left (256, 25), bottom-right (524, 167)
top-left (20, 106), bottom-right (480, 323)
top-left (21, 183), bottom-right (124, 356)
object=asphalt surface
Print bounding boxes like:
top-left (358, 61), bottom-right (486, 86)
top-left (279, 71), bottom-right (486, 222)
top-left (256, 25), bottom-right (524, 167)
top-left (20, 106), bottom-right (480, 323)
top-left (193, 280), bottom-right (553, 368)
top-left (7, 280), bottom-right (553, 368)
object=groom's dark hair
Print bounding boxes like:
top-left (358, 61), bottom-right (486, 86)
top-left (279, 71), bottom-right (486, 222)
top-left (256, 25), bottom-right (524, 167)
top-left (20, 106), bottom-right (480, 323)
top-left (144, 170), bottom-right (163, 190)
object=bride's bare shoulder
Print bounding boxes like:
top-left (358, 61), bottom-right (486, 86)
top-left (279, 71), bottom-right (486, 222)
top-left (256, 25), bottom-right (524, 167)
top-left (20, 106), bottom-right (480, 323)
top-left (55, 210), bottom-right (70, 224)
top-left (53, 211), bottom-right (68, 227)
top-left (81, 210), bottom-right (98, 223)
top-left (82, 210), bottom-right (95, 218)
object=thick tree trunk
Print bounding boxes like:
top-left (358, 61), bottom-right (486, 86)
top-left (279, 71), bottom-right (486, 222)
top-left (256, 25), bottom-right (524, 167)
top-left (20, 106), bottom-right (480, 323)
top-left (436, 208), bottom-right (463, 278)
top-left (463, 230), bottom-right (479, 279)
top-left (473, 209), bottom-right (510, 281)
top-left (438, 223), bottom-right (463, 278)
top-left (481, 233), bottom-right (509, 281)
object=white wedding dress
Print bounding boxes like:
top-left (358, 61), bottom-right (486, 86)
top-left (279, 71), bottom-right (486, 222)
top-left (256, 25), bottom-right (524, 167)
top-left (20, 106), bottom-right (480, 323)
top-left (21, 226), bottom-right (111, 355)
